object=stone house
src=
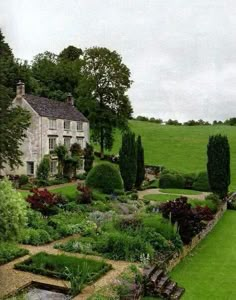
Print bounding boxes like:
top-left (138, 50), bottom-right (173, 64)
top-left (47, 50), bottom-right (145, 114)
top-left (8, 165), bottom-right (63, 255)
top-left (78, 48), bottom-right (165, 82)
top-left (4, 81), bottom-right (89, 176)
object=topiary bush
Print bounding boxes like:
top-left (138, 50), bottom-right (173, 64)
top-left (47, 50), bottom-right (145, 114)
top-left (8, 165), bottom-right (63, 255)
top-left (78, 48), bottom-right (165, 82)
top-left (192, 171), bottom-right (210, 191)
top-left (86, 162), bottom-right (124, 194)
top-left (159, 173), bottom-right (184, 189)
top-left (0, 178), bottom-right (28, 241)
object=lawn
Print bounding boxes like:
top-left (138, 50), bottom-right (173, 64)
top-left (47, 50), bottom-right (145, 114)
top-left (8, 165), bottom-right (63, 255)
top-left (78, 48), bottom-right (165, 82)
top-left (102, 120), bottom-right (236, 190)
top-left (159, 188), bottom-right (202, 195)
top-left (171, 211), bottom-right (236, 300)
top-left (143, 193), bottom-right (179, 202)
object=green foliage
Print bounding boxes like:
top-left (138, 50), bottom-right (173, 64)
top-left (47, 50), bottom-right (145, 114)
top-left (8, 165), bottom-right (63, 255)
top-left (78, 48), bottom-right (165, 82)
top-left (36, 156), bottom-right (50, 181)
top-left (54, 144), bottom-right (68, 176)
top-left (86, 162), bottom-right (123, 194)
top-left (84, 143), bottom-right (94, 173)
top-left (0, 243), bottom-right (28, 265)
top-left (159, 173), bottom-right (184, 189)
top-left (18, 175), bottom-right (29, 187)
top-left (0, 85), bottom-right (31, 169)
top-left (135, 135), bottom-right (145, 189)
top-left (119, 131), bottom-right (137, 191)
top-left (0, 179), bottom-right (28, 241)
top-left (207, 134), bottom-right (231, 198)
top-left (19, 228), bottom-right (52, 245)
top-left (192, 171), bottom-right (210, 191)
top-left (79, 47), bottom-right (132, 156)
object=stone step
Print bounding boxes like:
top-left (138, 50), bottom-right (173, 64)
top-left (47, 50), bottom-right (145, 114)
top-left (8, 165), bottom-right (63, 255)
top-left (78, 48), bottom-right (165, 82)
top-left (156, 275), bottom-right (170, 291)
top-left (144, 265), bottom-right (158, 279)
top-left (150, 269), bottom-right (164, 284)
top-left (170, 287), bottom-right (185, 300)
top-left (162, 281), bottom-right (177, 298)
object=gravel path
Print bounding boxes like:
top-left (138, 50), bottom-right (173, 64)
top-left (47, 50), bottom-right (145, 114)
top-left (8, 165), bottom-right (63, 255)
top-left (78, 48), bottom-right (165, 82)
top-left (0, 234), bottom-right (132, 299)
top-left (138, 188), bottom-right (209, 200)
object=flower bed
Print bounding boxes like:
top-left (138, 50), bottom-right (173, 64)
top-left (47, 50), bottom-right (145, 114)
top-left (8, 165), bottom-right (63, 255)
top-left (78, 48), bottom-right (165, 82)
top-left (0, 243), bottom-right (28, 265)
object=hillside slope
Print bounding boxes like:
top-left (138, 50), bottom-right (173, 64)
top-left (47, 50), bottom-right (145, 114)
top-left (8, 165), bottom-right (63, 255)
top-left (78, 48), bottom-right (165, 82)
top-left (98, 120), bottom-right (236, 190)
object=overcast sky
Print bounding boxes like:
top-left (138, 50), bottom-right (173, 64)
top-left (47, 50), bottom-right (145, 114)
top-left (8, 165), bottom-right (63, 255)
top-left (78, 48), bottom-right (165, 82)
top-left (1, 0), bottom-right (236, 121)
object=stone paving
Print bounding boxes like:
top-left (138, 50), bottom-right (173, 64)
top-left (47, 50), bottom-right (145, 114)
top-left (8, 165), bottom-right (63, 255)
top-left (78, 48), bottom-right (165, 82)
top-left (0, 235), bottom-right (131, 300)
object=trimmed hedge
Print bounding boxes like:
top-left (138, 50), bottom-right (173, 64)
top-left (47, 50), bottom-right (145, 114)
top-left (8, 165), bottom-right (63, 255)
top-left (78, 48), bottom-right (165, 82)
top-left (159, 173), bottom-right (184, 189)
top-left (86, 162), bottom-right (124, 194)
top-left (192, 171), bottom-right (210, 191)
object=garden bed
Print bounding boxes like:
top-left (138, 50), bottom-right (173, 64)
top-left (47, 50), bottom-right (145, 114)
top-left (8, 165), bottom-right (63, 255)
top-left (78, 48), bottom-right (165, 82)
top-left (14, 252), bottom-right (112, 293)
top-left (0, 243), bottom-right (29, 265)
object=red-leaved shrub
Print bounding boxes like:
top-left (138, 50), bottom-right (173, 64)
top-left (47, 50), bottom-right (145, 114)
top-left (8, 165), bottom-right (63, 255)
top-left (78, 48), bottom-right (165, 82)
top-left (160, 197), bottom-right (213, 244)
top-left (26, 188), bottom-right (63, 215)
top-left (77, 184), bottom-right (92, 204)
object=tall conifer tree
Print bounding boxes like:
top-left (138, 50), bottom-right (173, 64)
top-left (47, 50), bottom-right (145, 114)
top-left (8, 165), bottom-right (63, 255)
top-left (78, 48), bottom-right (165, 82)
top-left (135, 135), bottom-right (145, 189)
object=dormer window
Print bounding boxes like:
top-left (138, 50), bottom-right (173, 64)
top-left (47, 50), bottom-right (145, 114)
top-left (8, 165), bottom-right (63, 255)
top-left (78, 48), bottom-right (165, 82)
top-left (49, 119), bottom-right (56, 130)
top-left (64, 120), bottom-right (70, 130)
top-left (77, 121), bottom-right (83, 131)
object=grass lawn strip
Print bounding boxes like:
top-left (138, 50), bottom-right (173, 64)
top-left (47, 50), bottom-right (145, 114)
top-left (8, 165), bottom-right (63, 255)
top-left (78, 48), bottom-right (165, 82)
top-left (171, 211), bottom-right (236, 300)
top-left (15, 252), bottom-right (111, 286)
top-left (159, 188), bottom-right (202, 195)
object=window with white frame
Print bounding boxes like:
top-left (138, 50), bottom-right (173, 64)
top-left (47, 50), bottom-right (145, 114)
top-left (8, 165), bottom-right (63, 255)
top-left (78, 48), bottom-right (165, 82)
top-left (76, 137), bottom-right (84, 148)
top-left (27, 161), bottom-right (34, 175)
top-left (49, 137), bottom-right (57, 151)
top-left (64, 137), bottom-right (71, 149)
top-left (77, 121), bottom-right (83, 131)
top-left (64, 120), bottom-right (70, 130)
top-left (50, 160), bottom-right (57, 175)
top-left (49, 118), bottom-right (57, 130)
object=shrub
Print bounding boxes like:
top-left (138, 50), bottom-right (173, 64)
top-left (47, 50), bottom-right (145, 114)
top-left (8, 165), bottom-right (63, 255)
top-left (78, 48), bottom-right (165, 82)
top-left (26, 188), bottom-right (63, 216)
top-left (77, 184), bottom-right (92, 204)
top-left (119, 131), bottom-right (137, 191)
top-left (86, 162), bottom-right (124, 194)
top-left (19, 175), bottom-right (29, 187)
top-left (205, 193), bottom-right (220, 213)
top-left (0, 179), bottom-right (28, 241)
top-left (130, 192), bottom-right (138, 200)
top-left (19, 228), bottom-right (52, 245)
top-left (183, 173), bottom-right (197, 189)
top-left (84, 143), bottom-right (94, 173)
top-left (76, 173), bottom-right (87, 180)
top-left (207, 134), bottom-right (230, 198)
top-left (160, 196), bottom-right (213, 244)
top-left (135, 135), bottom-right (145, 189)
top-left (36, 156), bottom-right (50, 181)
top-left (159, 173), bottom-right (184, 189)
top-left (192, 171), bottom-right (210, 191)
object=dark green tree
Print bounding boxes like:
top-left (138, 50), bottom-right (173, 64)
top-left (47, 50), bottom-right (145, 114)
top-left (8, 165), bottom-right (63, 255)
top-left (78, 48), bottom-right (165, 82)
top-left (207, 134), bottom-right (230, 198)
top-left (135, 135), bottom-right (145, 189)
top-left (70, 143), bottom-right (83, 177)
top-left (84, 143), bottom-right (94, 173)
top-left (0, 85), bottom-right (31, 170)
top-left (78, 47), bottom-right (133, 158)
top-left (58, 45), bottom-right (83, 61)
top-left (119, 131), bottom-right (137, 191)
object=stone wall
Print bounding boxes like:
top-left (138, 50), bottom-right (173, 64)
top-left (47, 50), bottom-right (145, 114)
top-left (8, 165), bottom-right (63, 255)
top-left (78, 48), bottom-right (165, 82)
top-left (166, 202), bottom-right (227, 272)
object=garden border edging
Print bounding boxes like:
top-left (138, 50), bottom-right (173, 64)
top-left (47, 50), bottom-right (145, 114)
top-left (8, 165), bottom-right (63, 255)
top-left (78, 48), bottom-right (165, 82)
top-left (166, 202), bottom-right (227, 272)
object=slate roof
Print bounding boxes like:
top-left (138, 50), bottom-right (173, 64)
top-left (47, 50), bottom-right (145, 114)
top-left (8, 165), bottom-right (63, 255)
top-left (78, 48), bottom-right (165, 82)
top-left (24, 94), bottom-right (88, 122)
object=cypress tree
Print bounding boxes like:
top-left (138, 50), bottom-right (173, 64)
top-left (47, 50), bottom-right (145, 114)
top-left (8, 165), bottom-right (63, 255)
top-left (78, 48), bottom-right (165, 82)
top-left (119, 131), bottom-right (137, 191)
top-left (84, 143), bottom-right (94, 173)
top-left (135, 135), bottom-right (145, 189)
top-left (207, 134), bottom-right (230, 198)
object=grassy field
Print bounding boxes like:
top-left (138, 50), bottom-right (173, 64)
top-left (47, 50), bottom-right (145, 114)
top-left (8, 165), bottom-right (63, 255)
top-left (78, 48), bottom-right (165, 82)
top-left (102, 120), bottom-right (236, 190)
top-left (171, 211), bottom-right (236, 300)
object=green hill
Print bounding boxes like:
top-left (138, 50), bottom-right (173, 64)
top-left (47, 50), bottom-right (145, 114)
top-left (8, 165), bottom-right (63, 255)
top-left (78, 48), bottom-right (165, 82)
top-left (97, 120), bottom-right (236, 190)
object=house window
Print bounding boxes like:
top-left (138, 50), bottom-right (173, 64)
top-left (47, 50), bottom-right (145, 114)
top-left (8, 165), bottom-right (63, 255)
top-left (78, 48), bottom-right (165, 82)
top-left (49, 137), bottom-right (57, 151)
top-left (64, 120), bottom-right (70, 130)
top-left (77, 137), bottom-right (84, 148)
top-left (64, 137), bottom-right (71, 149)
top-left (49, 119), bottom-right (56, 130)
top-left (77, 121), bottom-right (83, 131)
top-left (27, 162), bottom-right (34, 175)
top-left (50, 160), bottom-right (57, 175)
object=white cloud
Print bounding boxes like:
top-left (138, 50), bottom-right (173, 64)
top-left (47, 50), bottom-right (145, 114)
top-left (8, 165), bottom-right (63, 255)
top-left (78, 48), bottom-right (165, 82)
top-left (1, 0), bottom-right (236, 121)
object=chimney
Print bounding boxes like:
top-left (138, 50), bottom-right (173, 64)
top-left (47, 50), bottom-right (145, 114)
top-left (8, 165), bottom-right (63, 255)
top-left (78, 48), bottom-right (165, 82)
top-left (16, 80), bottom-right (25, 98)
top-left (67, 92), bottom-right (74, 105)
